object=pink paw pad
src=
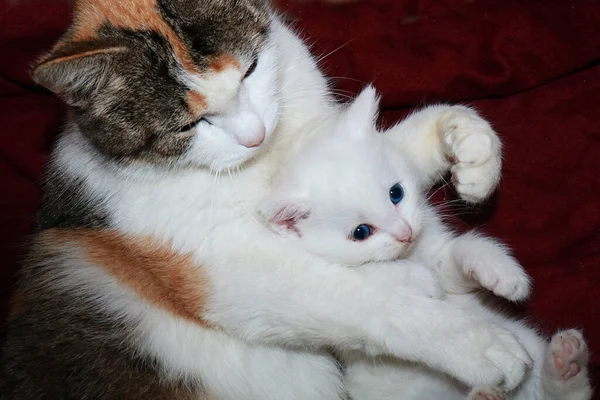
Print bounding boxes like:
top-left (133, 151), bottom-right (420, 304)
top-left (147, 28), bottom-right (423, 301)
top-left (548, 330), bottom-right (587, 381)
top-left (468, 387), bottom-right (505, 400)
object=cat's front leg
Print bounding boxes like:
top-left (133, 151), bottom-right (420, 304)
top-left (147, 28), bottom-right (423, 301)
top-left (205, 256), bottom-right (531, 391)
top-left (354, 260), bottom-right (444, 299)
top-left (444, 231), bottom-right (531, 302)
top-left (384, 104), bottom-right (501, 203)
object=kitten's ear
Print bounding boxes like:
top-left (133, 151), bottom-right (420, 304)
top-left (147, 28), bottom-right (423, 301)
top-left (341, 85), bottom-right (381, 139)
top-left (32, 41), bottom-right (127, 108)
top-left (258, 190), bottom-right (311, 237)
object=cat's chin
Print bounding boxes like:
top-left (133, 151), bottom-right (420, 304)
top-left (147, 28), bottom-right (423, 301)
top-left (205, 146), bottom-right (265, 173)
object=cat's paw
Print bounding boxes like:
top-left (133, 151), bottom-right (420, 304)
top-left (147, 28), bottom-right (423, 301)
top-left (467, 387), bottom-right (506, 400)
top-left (438, 107), bottom-right (502, 204)
top-left (373, 295), bottom-right (530, 391)
top-left (453, 323), bottom-right (531, 391)
top-left (545, 330), bottom-right (589, 382)
top-left (453, 233), bottom-right (531, 302)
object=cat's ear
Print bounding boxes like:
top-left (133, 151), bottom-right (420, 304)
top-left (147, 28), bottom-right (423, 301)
top-left (340, 85), bottom-right (380, 139)
top-left (32, 41), bottom-right (127, 108)
top-left (258, 189), bottom-right (311, 237)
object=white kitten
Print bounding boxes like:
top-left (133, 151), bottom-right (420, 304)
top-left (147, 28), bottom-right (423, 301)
top-left (260, 86), bottom-right (593, 400)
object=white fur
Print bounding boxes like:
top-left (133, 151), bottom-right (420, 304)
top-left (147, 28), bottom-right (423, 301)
top-left (264, 87), bottom-right (591, 400)
top-left (51, 16), bottom-right (530, 400)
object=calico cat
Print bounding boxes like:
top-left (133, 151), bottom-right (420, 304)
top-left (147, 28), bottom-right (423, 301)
top-left (260, 86), bottom-right (593, 400)
top-left (1, 1), bottom-right (530, 399)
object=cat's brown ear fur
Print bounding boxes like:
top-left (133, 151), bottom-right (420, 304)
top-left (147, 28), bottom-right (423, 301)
top-left (32, 42), bottom-right (127, 108)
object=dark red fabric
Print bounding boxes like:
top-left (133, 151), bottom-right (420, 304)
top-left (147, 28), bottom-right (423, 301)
top-left (1, 0), bottom-right (598, 394)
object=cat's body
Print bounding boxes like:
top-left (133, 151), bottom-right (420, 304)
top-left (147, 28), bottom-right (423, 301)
top-left (261, 87), bottom-right (593, 400)
top-left (2, 1), bottom-right (531, 399)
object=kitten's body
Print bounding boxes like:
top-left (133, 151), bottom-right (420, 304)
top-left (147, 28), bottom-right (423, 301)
top-left (2, 1), bottom-right (530, 399)
top-left (262, 87), bottom-right (592, 400)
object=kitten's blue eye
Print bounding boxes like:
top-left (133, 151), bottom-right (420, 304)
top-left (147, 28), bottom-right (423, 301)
top-left (352, 224), bottom-right (373, 241)
top-left (389, 183), bottom-right (404, 205)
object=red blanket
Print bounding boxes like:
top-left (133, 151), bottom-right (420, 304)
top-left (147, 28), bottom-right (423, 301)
top-left (1, 0), bottom-right (598, 393)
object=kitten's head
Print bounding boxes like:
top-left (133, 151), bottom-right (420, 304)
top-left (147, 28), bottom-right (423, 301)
top-left (259, 86), bottom-right (427, 266)
top-left (34, 0), bottom-right (279, 171)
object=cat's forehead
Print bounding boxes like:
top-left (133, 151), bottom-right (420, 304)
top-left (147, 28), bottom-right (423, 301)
top-left (69, 0), bottom-right (269, 65)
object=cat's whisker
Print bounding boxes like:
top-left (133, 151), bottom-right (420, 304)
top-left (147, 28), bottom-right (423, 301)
top-left (210, 170), bottom-right (221, 219)
top-left (315, 38), bottom-right (356, 64)
top-left (327, 76), bottom-right (368, 84)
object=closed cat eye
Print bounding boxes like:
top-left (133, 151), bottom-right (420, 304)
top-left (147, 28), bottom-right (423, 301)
top-left (244, 58), bottom-right (258, 79)
top-left (351, 224), bottom-right (374, 241)
top-left (389, 183), bottom-right (404, 205)
top-left (178, 117), bottom-right (209, 133)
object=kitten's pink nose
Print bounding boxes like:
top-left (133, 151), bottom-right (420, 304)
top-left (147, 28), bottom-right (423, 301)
top-left (238, 124), bottom-right (266, 148)
top-left (393, 225), bottom-right (413, 243)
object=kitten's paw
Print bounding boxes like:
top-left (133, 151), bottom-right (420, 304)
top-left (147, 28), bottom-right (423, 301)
top-left (545, 330), bottom-right (589, 382)
top-left (467, 387), bottom-right (506, 400)
top-left (439, 107), bottom-right (502, 203)
top-left (454, 233), bottom-right (531, 301)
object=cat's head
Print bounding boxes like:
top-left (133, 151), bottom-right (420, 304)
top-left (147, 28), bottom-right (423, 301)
top-left (259, 86), bottom-right (426, 266)
top-left (34, 0), bottom-right (279, 171)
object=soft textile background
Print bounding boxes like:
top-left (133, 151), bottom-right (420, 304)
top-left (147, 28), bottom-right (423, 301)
top-left (1, 0), bottom-right (598, 393)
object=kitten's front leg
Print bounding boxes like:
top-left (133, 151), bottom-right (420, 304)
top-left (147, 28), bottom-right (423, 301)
top-left (442, 231), bottom-right (531, 302)
top-left (384, 105), bottom-right (501, 203)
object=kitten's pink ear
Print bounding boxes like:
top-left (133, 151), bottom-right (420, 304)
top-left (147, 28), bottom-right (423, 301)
top-left (33, 41), bottom-right (127, 108)
top-left (342, 85), bottom-right (381, 139)
top-left (258, 192), bottom-right (311, 237)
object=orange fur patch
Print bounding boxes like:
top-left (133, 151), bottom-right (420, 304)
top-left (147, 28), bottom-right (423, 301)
top-left (40, 228), bottom-right (211, 325)
top-left (66, 0), bottom-right (197, 73)
top-left (185, 90), bottom-right (208, 117)
top-left (209, 54), bottom-right (242, 73)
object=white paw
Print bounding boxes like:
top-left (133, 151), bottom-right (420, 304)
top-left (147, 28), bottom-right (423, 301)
top-left (545, 329), bottom-right (589, 382)
top-left (468, 387), bottom-right (506, 400)
top-left (379, 303), bottom-right (532, 391)
top-left (455, 323), bottom-right (532, 391)
top-left (439, 107), bottom-right (502, 203)
top-left (454, 233), bottom-right (531, 301)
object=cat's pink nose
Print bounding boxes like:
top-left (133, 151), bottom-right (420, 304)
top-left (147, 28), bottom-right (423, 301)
top-left (238, 124), bottom-right (266, 148)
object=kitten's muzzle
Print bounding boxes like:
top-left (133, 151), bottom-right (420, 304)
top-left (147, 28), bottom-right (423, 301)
top-left (392, 222), bottom-right (413, 243)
